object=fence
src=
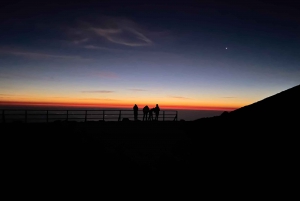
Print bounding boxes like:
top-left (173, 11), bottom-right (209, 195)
top-left (0, 109), bottom-right (178, 123)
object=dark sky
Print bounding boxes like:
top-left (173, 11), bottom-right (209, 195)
top-left (0, 0), bottom-right (299, 109)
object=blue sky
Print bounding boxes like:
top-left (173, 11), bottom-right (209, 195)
top-left (0, 0), bottom-right (299, 109)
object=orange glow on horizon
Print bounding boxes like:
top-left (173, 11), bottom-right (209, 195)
top-left (0, 100), bottom-right (238, 111)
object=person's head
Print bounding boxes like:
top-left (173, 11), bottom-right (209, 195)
top-left (156, 104), bottom-right (158, 106)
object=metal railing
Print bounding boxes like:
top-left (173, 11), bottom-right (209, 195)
top-left (0, 109), bottom-right (178, 123)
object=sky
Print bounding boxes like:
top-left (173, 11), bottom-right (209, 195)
top-left (0, 0), bottom-right (299, 111)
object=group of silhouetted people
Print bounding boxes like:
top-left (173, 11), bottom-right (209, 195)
top-left (133, 104), bottom-right (160, 121)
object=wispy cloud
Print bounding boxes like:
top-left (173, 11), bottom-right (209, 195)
top-left (91, 28), bottom-right (122, 36)
top-left (81, 90), bottom-right (114, 93)
top-left (0, 72), bottom-right (61, 82)
top-left (91, 27), bottom-right (152, 47)
top-left (73, 38), bottom-right (89, 44)
top-left (67, 17), bottom-right (153, 48)
top-left (76, 98), bottom-right (118, 101)
top-left (0, 49), bottom-right (89, 60)
top-left (222, 97), bottom-right (236, 98)
top-left (0, 94), bottom-right (32, 98)
top-left (51, 96), bottom-right (72, 99)
top-left (84, 45), bottom-right (104, 49)
top-left (170, 96), bottom-right (191, 100)
top-left (83, 45), bottom-right (121, 52)
top-left (0, 94), bottom-right (17, 97)
top-left (0, 74), bottom-right (11, 79)
top-left (129, 89), bottom-right (148, 92)
top-left (94, 72), bottom-right (119, 79)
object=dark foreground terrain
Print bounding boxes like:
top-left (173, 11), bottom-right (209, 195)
top-left (2, 85), bottom-right (299, 180)
top-left (3, 121), bottom-right (202, 175)
top-left (2, 118), bottom-right (296, 181)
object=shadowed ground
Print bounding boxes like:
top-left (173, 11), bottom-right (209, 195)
top-left (3, 119), bottom-right (293, 179)
top-left (3, 121), bottom-right (195, 174)
top-left (2, 85), bottom-right (299, 179)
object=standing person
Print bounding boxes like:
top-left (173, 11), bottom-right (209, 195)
top-left (143, 105), bottom-right (149, 121)
top-left (133, 104), bottom-right (138, 121)
top-left (154, 104), bottom-right (160, 121)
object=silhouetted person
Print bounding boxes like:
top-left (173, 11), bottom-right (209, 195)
top-left (148, 108), bottom-right (154, 121)
top-left (133, 104), bottom-right (138, 121)
top-left (143, 105), bottom-right (149, 121)
top-left (154, 104), bottom-right (160, 121)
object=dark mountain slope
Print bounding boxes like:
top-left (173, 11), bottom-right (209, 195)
top-left (193, 84), bottom-right (300, 132)
top-left (228, 84), bottom-right (300, 122)
top-left (183, 85), bottom-right (300, 181)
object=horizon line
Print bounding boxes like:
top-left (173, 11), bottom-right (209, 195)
top-left (0, 101), bottom-right (237, 111)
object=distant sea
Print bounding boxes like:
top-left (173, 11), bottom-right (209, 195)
top-left (0, 106), bottom-right (226, 122)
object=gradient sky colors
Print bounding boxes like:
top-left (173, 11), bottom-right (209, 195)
top-left (0, 0), bottom-right (299, 110)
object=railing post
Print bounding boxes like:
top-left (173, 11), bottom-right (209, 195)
top-left (103, 110), bottom-right (105, 121)
top-left (67, 110), bottom-right (69, 122)
top-left (47, 110), bottom-right (48, 123)
top-left (2, 110), bottom-right (5, 123)
top-left (85, 110), bottom-right (87, 122)
top-left (118, 110), bottom-right (121, 121)
top-left (163, 111), bottom-right (165, 121)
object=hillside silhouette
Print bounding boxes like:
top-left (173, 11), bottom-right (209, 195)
top-left (2, 85), bottom-right (299, 178)
top-left (194, 84), bottom-right (299, 132)
top-left (226, 84), bottom-right (300, 121)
